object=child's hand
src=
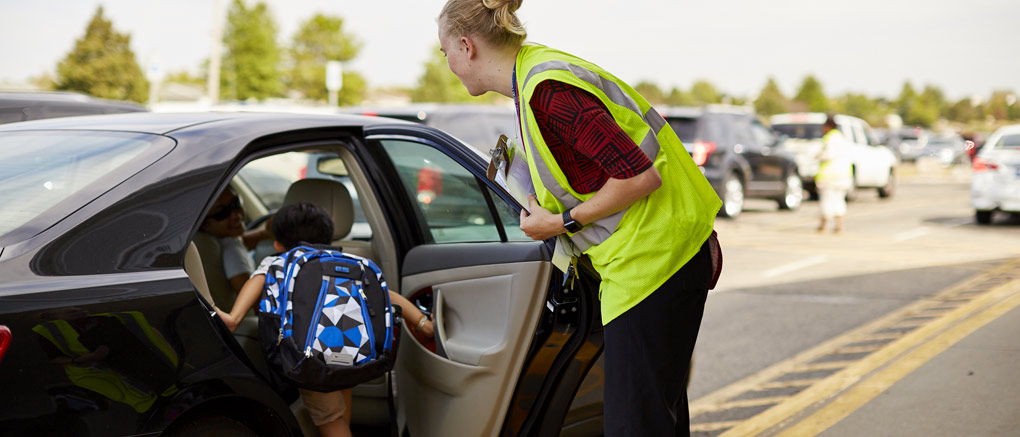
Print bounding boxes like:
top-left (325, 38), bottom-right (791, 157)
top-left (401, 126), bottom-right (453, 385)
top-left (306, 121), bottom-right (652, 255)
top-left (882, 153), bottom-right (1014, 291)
top-left (414, 315), bottom-right (434, 338)
top-left (215, 307), bottom-right (238, 332)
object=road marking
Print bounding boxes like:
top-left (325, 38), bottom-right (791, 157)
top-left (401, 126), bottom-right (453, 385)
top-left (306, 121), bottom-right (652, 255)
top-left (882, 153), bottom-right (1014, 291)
top-left (762, 256), bottom-right (828, 278)
top-left (893, 226), bottom-right (931, 241)
top-left (777, 289), bottom-right (1020, 436)
top-left (718, 270), bottom-right (1020, 437)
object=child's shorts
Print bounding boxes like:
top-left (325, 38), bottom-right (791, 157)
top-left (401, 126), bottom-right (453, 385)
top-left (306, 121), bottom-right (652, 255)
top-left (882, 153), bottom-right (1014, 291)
top-left (299, 388), bottom-right (347, 426)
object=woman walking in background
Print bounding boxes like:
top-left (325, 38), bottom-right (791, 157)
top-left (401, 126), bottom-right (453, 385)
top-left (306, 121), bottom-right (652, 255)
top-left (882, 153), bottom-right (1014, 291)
top-left (816, 114), bottom-right (853, 233)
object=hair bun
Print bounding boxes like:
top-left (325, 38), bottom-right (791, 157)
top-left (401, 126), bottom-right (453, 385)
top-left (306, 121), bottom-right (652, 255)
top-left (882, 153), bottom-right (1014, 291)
top-left (483, 0), bottom-right (522, 13)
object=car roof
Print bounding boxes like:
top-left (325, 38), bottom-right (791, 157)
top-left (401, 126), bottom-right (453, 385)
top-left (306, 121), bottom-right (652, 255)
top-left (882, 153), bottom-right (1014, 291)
top-left (0, 111), bottom-right (396, 136)
top-left (657, 104), bottom-right (755, 119)
top-left (0, 91), bottom-right (146, 111)
top-left (341, 103), bottom-right (515, 121)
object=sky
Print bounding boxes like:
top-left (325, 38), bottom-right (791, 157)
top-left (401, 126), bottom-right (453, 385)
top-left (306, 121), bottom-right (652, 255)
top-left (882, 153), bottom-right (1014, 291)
top-left (1, 0), bottom-right (1019, 100)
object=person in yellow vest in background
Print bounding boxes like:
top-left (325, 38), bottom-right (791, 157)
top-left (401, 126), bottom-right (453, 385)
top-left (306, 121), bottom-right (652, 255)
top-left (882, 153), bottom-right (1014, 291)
top-left (438, 1), bottom-right (723, 434)
top-left (33, 307), bottom-right (180, 414)
top-left (815, 114), bottom-right (854, 233)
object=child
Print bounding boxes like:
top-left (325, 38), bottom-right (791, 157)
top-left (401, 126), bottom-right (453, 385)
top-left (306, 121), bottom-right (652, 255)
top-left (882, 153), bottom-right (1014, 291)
top-left (215, 201), bottom-right (433, 437)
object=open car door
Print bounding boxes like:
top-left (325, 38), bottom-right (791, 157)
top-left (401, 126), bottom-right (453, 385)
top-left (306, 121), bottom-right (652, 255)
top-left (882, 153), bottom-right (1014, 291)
top-left (361, 128), bottom-right (603, 436)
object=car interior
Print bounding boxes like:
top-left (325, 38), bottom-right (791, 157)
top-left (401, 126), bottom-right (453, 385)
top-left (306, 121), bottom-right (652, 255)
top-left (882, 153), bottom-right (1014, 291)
top-left (181, 138), bottom-right (558, 436)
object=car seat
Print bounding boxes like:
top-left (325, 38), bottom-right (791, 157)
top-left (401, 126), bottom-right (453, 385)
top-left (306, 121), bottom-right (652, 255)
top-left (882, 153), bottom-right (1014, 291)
top-left (253, 178), bottom-right (374, 262)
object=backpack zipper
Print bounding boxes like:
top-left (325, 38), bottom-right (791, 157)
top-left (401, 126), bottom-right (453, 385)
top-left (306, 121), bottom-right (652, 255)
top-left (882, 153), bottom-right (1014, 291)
top-left (304, 277), bottom-right (331, 358)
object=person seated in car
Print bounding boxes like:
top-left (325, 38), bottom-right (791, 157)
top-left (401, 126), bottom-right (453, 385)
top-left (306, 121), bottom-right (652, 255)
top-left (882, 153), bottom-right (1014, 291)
top-left (198, 187), bottom-right (273, 294)
top-left (215, 202), bottom-right (433, 437)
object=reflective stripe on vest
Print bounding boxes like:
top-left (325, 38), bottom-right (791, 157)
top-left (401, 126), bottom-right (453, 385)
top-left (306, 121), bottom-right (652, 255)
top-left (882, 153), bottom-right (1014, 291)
top-left (518, 60), bottom-right (667, 251)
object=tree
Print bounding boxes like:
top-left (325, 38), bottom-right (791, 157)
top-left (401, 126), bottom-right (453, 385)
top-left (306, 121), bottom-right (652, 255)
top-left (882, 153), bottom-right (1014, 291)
top-left (665, 87), bottom-right (697, 106)
top-left (894, 81), bottom-right (917, 119)
top-left (411, 45), bottom-right (506, 103)
top-left (835, 93), bottom-right (886, 126)
top-left (55, 7), bottom-right (148, 103)
top-left (690, 80), bottom-right (721, 105)
top-left (945, 97), bottom-right (979, 123)
top-left (754, 77), bottom-right (788, 116)
top-left (792, 75), bottom-right (829, 112)
top-left (633, 81), bottom-right (665, 105)
top-left (220, 0), bottom-right (282, 101)
top-left (287, 13), bottom-right (365, 105)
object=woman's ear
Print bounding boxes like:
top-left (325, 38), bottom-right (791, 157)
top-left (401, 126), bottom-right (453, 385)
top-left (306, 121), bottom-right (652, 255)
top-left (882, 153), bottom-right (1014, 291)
top-left (461, 35), bottom-right (476, 60)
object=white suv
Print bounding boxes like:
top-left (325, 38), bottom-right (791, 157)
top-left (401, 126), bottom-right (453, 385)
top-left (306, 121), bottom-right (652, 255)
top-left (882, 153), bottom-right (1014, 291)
top-left (770, 113), bottom-right (899, 199)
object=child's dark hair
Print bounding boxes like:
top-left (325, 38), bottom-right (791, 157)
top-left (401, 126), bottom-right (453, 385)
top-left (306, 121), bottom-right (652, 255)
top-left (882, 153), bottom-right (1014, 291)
top-left (271, 202), bottom-right (334, 250)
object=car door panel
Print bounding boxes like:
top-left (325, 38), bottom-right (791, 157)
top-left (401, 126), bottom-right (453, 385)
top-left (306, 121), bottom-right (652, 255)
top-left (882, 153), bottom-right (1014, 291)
top-left (398, 245), bottom-right (552, 437)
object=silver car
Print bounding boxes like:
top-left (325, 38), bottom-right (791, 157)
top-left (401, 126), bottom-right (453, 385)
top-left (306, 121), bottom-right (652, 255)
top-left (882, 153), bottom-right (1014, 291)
top-left (971, 124), bottom-right (1020, 224)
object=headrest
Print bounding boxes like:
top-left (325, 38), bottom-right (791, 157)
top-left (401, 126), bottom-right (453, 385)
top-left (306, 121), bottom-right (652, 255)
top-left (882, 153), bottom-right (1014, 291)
top-left (282, 179), bottom-right (353, 241)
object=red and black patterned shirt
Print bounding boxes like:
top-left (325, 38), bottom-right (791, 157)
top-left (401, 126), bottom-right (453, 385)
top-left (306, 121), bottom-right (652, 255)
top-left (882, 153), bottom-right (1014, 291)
top-left (529, 80), bottom-right (653, 194)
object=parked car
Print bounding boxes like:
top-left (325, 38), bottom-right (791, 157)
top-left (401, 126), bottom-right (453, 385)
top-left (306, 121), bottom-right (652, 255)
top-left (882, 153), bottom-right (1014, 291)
top-left (888, 127), bottom-right (930, 162)
top-left (0, 91), bottom-right (145, 124)
top-left (770, 112), bottom-right (899, 200)
top-left (342, 103), bottom-right (523, 153)
top-left (660, 105), bottom-right (803, 218)
top-left (919, 134), bottom-right (967, 167)
top-left (971, 124), bottom-right (1020, 224)
top-left (0, 112), bottom-right (604, 436)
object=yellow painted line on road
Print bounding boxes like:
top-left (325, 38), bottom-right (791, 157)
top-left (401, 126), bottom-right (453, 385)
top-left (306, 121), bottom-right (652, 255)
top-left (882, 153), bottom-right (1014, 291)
top-left (719, 274), bottom-right (1020, 437)
top-left (777, 289), bottom-right (1020, 436)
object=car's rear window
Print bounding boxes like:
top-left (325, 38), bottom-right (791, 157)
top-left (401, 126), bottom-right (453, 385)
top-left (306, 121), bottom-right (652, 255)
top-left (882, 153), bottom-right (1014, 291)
top-left (992, 133), bottom-right (1020, 149)
top-left (666, 117), bottom-right (699, 142)
top-left (0, 130), bottom-right (170, 241)
top-left (772, 123), bottom-right (823, 139)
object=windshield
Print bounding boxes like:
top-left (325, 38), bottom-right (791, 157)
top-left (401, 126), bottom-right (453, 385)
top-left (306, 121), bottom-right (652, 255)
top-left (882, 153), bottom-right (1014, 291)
top-left (772, 123), bottom-right (823, 140)
top-left (0, 131), bottom-right (166, 240)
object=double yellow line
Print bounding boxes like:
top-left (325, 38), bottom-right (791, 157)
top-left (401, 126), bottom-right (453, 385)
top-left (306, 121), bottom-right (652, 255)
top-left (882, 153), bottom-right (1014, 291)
top-left (721, 269), bottom-right (1020, 436)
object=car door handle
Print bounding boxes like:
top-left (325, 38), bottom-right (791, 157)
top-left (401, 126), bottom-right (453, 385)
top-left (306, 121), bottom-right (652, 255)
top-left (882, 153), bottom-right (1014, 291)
top-left (433, 288), bottom-right (448, 359)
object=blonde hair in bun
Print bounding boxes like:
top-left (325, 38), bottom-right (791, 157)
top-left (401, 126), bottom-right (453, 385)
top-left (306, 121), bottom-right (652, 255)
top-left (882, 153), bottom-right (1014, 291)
top-left (440, 0), bottom-right (526, 48)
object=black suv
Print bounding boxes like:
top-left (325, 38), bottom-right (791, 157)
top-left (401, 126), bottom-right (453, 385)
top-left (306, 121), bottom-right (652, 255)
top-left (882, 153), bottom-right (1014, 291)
top-left (0, 91), bottom-right (146, 125)
top-left (660, 105), bottom-right (802, 218)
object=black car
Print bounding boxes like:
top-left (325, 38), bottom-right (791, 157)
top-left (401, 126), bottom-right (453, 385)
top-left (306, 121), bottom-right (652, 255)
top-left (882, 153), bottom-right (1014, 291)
top-left (0, 91), bottom-right (146, 125)
top-left (0, 112), bottom-right (603, 436)
top-left (660, 105), bottom-right (803, 218)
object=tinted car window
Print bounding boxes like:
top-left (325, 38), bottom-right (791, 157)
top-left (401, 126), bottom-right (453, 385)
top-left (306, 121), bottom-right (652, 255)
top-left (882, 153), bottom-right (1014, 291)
top-left (379, 139), bottom-right (527, 243)
top-left (666, 117), bottom-right (699, 142)
top-left (772, 123), bottom-right (823, 139)
top-left (0, 131), bottom-right (165, 239)
top-left (0, 108), bottom-right (24, 124)
top-left (993, 133), bottom-right (1020, 149)
top-left (750, 120), bottom-right (776, 146)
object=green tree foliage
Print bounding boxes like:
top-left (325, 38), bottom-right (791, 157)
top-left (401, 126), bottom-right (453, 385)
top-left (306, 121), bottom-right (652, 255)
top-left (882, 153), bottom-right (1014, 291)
top-left (895, 81), bottom-right (917, 119)
top-left (754, 77), bottom-right (788, 116)
top-left (834, 93), bottom-right (886, 127)
top-left (633, 81), bottom-right (665, 105)
top-left (793, 75), bottom-right (829, 112)
top-left (945, 98), bottom-right (979, 123)
top-left (691, 80), bottom-right (721, 105)
top-left (411, 45), bottom-right (506, 103)
top-left (55, 7), bottom-right (148, 103)
top-left (983, 90), bottom-right (1020, 121)
top-left (665, 87), bottom-right (697, 106)
top-left (220, 0), bottom-right (282, 101)
top-left (900, 84), bottom-right (946, 127)
top-left (287, 13), bottom-right (365, 105)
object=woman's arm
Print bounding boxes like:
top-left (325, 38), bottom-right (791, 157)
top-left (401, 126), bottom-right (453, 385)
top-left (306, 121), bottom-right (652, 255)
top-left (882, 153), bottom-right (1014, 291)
top-left (215, 274), bottom-right (265, 332)
top-left (520, 166), bottom-right (661, 241)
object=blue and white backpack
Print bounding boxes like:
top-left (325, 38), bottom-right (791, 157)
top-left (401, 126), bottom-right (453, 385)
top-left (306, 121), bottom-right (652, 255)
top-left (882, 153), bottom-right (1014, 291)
top-left (257, 244), bottom-right (400, 392)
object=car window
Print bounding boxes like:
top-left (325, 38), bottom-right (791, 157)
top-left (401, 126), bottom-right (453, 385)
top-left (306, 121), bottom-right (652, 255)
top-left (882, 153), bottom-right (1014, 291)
top-left (992, 133), bottom-right (1020, 150)
top-left (378, 138), bottom-right (528, 243)
top-left (239, 151), bottom-right (371, 240)
top-left (0, 108), bottom-right (25, 124)
top-left (666, 117), bottom-right (699, 143)
top-left (0, 131), bottom-right (167, 240)
top-left (772, 123), bottom-right (823, 139)
top-left (750, 120), bottom-right (776, 146)
top-left (852, 121), bottom-right (868, 146)
top-left (731, 116), bottom-right (754, 146)
top-left (429, 111), bottom-right (522, 153)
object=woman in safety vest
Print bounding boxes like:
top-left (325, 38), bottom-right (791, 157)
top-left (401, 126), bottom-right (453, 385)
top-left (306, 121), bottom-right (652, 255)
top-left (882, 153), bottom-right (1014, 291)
top-left (438, 1), bottom-right (722, 434)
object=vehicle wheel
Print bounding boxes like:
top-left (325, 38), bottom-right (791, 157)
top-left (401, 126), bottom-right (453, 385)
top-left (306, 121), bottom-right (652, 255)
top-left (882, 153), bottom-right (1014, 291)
top-left (976, 210), bottom-right (993, 225)
top-left (777, 173), bottom-right (803, 210)
top-left (720, 173), bottom-right (744, 218)
top-left (878, 169), bottom-right (896, 198)
top-left (167, 414), bottom-right (257, 437)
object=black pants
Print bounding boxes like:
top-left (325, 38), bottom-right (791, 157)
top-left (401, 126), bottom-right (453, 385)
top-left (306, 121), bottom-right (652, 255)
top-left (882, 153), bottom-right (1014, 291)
top-left (603, 240), bottom-right (711, 436)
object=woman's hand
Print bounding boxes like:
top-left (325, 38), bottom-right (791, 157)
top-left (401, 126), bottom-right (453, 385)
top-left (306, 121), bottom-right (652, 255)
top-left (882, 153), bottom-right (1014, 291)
top-left (519, 195), bottom-right (565, 241)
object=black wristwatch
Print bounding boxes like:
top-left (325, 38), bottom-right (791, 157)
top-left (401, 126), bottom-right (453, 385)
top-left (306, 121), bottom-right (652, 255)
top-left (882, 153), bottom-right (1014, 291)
top-left (562, 208), bottom-right (583, 233)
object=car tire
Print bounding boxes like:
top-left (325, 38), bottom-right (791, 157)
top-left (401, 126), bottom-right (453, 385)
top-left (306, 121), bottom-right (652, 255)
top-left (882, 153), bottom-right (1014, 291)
top-left (975, 210), bottom-right (993, 225)
top-left (720, 172), bottom-right (744, 218)
top-left (878, 169), bottom-right (896, 198)
top-left (777, 172), bottom-right (803, 210)
top-left (166, 414), bottom-right (258, 437)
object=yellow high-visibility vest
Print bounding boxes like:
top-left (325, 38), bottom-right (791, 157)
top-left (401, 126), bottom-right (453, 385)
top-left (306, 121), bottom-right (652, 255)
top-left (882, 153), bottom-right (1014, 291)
top-left (515, 44), bottom-right (721, 324)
